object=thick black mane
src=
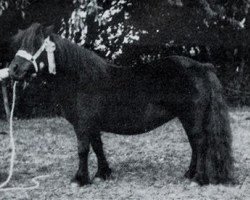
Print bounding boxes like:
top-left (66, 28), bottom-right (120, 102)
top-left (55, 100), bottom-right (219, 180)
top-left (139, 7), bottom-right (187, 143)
top-left (51, 34), bottom-right (110, 83)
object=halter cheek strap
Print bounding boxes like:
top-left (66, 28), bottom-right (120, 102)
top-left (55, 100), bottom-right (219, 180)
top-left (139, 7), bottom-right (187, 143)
top-left (15, 50), bottom-right (39, 72)
top-left (15, 37), bottom-right (56, 75)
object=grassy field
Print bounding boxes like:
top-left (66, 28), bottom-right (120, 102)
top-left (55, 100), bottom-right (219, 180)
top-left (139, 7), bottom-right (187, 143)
top-left (0, 109), bottom-right (249, 200)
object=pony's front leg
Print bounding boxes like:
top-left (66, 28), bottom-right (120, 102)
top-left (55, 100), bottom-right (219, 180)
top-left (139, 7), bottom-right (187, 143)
top-left (90, 133), bottom-right (112, 180)
top-left (72, 128), bottom-right (91, 186)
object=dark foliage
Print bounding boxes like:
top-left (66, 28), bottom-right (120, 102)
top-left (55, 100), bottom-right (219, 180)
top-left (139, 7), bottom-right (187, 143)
top-left (1, 1), bottom-right (250, 120)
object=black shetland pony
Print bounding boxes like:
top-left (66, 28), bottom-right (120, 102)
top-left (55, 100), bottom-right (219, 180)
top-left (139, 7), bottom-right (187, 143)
top-left (9, 23), bottom-right (233, 186)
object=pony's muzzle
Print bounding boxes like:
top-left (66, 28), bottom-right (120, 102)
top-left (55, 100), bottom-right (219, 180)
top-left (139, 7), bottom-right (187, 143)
top-left (9, 64), bottom-right (19, 80)
top-left (9, 63), bottom-right (27, 81)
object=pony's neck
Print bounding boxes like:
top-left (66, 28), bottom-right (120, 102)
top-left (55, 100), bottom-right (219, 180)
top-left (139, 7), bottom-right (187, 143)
top-left (51, 34), bottom-right (110, 84)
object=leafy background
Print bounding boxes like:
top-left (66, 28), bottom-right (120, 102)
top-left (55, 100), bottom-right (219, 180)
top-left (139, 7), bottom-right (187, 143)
top-left (0, 0), bottom-right (250, 117)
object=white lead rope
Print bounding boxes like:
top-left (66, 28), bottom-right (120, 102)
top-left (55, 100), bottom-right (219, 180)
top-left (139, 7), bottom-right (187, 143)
top-left (0, 81), bottom-right (17, 189)
top-left (0, 81), bottom-right (50, 192)
top-left (0, 38), bottom-right (56, 190)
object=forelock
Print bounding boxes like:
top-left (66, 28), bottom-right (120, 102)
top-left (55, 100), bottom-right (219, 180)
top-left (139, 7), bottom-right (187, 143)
top-left (12, 23), bottom-right (44, 53)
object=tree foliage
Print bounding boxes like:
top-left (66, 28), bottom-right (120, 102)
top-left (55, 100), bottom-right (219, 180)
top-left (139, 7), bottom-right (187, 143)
top-left (59, 0), bottom-right (250, 60)
top-left (60, 0), bottom-right (147, 60)
top-left (0, 0), bottom-right (249, 59)
top-left (0, 0), bottom-right (250, 117)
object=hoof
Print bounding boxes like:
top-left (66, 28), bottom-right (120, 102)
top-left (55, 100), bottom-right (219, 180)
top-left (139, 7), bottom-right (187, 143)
top-left (95, 167), bottom-right (112, 180)
top-left (184, 170), bottom-right (196, 179)
top-left (192, 174), bottom-right (209, 186)
top-left (190, 181), bottom-right (199, 187)
top-left (92, 177), bottom-right (102, 184)
top-left (71, 175), bottom-right (91, 187)
top-left (71, 182), bottom-right (80, 189)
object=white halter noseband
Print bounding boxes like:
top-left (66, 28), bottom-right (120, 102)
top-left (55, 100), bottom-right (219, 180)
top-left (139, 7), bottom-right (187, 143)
top-left (15, 37), bottom-right (56, 75)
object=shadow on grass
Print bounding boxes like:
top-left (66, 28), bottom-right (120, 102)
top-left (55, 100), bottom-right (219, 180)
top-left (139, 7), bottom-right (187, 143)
top-left (112, 156), bottom-right (186, 185)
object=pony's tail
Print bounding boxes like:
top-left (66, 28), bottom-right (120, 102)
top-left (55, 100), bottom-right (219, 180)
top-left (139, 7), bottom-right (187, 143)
top-left (204, 71), bottom-right (234, 184)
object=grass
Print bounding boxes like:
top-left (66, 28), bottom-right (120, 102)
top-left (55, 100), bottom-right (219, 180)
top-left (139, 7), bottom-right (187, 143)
top-left (0, 109), bottom-right (250, 200)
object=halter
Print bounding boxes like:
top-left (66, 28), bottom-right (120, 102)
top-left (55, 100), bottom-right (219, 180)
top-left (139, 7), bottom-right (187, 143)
top-left (15, 37), bottom-right (56, 75)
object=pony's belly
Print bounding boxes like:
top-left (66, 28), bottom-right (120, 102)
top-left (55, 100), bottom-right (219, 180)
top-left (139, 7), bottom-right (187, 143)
top-left (101, 103), bottom-right (175, 135)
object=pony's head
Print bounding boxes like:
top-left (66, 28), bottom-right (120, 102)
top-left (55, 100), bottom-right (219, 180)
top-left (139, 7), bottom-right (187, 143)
top-left (9, 23), bottom-right (55, 80)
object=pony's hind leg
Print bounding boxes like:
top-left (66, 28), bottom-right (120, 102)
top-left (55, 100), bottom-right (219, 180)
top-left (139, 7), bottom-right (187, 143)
top-left (90, 132), bottom-right (112, 180)
top-left (179, 115), bottom-right (198, 179)
top-left (179, 105), bottom-right (209, 185)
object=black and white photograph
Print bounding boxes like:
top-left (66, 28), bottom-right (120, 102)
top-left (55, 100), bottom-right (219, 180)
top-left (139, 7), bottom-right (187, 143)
top-left (0, 0), bottom-right (249, 199)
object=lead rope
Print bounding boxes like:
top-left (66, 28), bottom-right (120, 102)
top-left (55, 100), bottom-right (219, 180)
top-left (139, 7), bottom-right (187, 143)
top-left (0, 81), bottom-right (17, 190)
top-left (0, 81), bottom-right (50, 192)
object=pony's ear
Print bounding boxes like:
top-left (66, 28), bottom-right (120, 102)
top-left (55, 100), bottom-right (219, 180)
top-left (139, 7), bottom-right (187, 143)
top-left (43, 25), bottom-right (55, 37)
